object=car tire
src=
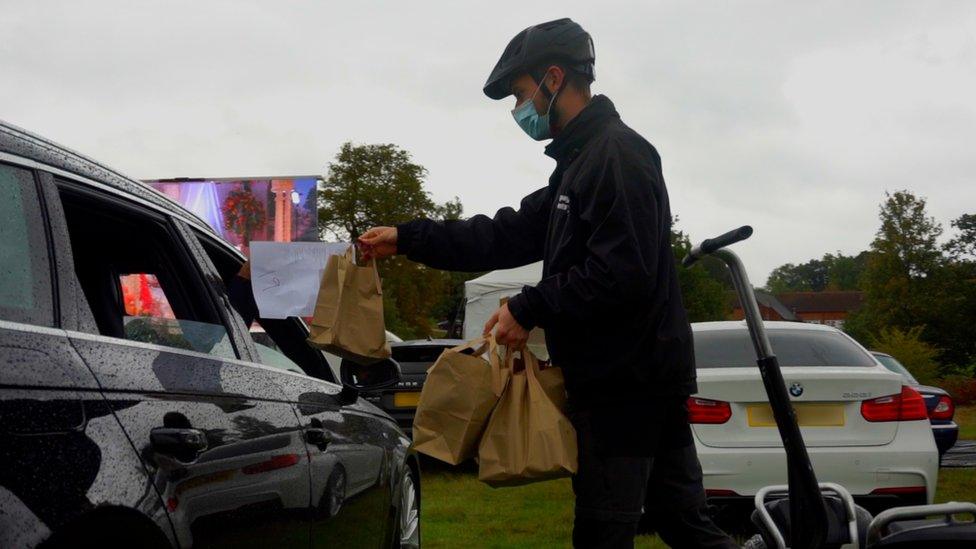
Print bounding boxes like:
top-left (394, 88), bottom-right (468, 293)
top-left (321, 465), bottom-right (347, 519)
top-left (393, 469), bottom-right (421, 549)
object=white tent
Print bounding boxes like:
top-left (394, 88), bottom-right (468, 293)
top-left (464, 261), bottom-right (548, 358)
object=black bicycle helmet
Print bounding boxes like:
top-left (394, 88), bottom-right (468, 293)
top-left (483, 18), bottom-right (595, 100)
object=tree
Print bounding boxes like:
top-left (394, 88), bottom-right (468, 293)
top-left (859, 190), bottom-right (944, 331)
top-left (846, 191), bottom-right (976, 370)
top-left (319, 143), bottom-right (442, 239)
top-left (870, 326), bottom-right (940, 386)
top-left (766, 259), bottom-right (828, 292)
top-left (946, 213), bottom-right (976, 260)
top-left (824, 251), bottom-right (869, 290)
top-left (672, 219), bottom-right (731, 322)
top-left (318, 142), bottom-right (469, 338)
top-left (765, 252), bottom-right (867, 293)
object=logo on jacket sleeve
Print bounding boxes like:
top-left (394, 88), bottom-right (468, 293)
top-left (556, 194), bottom-right (570, 211)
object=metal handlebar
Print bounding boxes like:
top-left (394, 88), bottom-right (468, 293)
top-left (866, 501), bottom-right (976, 546)
top-left (682, 225), bottom-right (753, 267)
top-left (681, 225), bottom-right (829, 549)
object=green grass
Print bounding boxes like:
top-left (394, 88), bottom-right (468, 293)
top-left (420, 464), bottom-right (976, 548)
top-left (955, 404), bottom-right (976, 440)
top-left (936, 468), bottom-right (976, 503)
top-left (420, 466), bottom-right (667, 548)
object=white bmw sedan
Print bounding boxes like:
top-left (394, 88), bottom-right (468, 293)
top-left (690, 321), bottom-right (938, 522)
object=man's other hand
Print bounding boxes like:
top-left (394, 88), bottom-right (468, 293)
top-left (484, 303), bottom-right (529, 349)
top-left (358, 226), bottom-right (398, 261)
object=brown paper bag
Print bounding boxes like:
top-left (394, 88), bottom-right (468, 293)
top-left (307, 246), bottom-right (391, 363)
top-left (411, 336), bottom-right (509, 465)
top-left (536, 362), bottom-right (567, 411)
top-left (477, 348), bottom-right (578, 487)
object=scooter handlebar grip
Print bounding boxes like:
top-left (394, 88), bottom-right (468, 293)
top-left (700, 225), bottom-right (753, 254)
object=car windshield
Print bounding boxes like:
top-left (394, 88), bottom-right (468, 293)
top-left (694, 328), bottom-right (876, 368)
top-left (873, 353), bottom-right (919, 385)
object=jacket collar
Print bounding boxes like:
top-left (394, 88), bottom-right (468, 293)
top-left (544, 94), bottom-right (619, 163)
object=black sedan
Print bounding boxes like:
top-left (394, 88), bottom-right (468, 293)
top-left (872, 351), bottom-right (958, 457)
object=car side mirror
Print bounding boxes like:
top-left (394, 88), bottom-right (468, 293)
top-left (339, 357), bottom-right (401, 392)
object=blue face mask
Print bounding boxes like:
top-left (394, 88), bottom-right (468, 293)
top-left (511, 73), bottom-right (560, 141)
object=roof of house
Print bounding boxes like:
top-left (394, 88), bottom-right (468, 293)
top-left (776, 291), bottom-right (865, 313)
top-left (752, 290), bottom-right (799, 321)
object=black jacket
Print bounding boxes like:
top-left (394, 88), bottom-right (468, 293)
top-left (397, 96), bottom-right (696, 404)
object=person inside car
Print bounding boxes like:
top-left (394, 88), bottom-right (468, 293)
top-left (358, 18), bottom-right (736, 549)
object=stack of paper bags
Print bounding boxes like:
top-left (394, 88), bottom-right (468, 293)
top-left (412, 336), bottom-right (577, 486)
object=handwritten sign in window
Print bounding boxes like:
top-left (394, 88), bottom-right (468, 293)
top-left (250, 241), bottom-right (351, 319)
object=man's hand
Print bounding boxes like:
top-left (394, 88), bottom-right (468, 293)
top-left (484, 303), bottom-right (529, 349)
top-left (358, 226), bottom-right (398, 261)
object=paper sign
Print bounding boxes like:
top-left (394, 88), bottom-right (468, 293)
top-left (250, 241), bottom-right (351, 319)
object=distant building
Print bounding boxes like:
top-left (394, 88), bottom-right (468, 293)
top-left (144, 175), bottom-right (321, 250)
top-left (731, 291), bottom-right (864, 328)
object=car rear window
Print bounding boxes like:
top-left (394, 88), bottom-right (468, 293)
top-left (694, 329), bottom-right (876, 368)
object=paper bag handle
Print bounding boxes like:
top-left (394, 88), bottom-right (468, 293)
top-left (344, 244), bottom-right (383, 296)
top-left (448, 335), bottom-right (489, 355)
top-left (503, 346), bottom-right (542, 381)
top-left (488, 335), bottom-right (509, 397)
top-left (522, 347), bottom-right (542, 382)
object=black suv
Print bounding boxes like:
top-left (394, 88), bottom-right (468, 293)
top-left (363, 339), bottom-right (465, 436)
top-left (0, 121), bottom-right (420, 548)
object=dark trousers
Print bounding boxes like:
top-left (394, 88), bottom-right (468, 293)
top-left (569, 397), bottom-right (737, 549)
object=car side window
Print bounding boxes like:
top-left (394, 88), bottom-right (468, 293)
top-left (253, 339), bottom-right (304, 375)
top-left (0, 163), bottom-right (54, 327)
top-left (117, 272), bottom-right (237, 359)
top-left (57, 183), bottom-right (238, 361)
top-left (191, 230), bottom-right (339, 383)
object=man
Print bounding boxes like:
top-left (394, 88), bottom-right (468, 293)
top-left (360, 18), bottom-right (735, 549)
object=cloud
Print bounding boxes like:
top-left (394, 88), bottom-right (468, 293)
top-left (2, 0), bottom-right (975, 283)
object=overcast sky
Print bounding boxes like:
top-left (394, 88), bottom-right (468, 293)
top-left (3, 1), bottom-right (975, 284)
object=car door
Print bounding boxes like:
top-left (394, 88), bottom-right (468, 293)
top-left (0, 162), bottom-right (105, 547)
top-left (189, 225), bottom-right (408, 548)
top-left (187, 225), bottom-right (409, 547)
top-left (275, 370), bottom-right (402, 548)
top-left (54, 180), bottom-right (311, 548)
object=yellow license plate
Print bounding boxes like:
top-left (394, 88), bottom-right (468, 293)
top-left (394, 391), bottom-right (421, 408)
top-left (747, 403), bottom-right (845, 427)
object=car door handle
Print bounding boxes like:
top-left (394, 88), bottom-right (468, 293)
top-left (151, 427), bottom-right (209, 460)
top-left (305, 427), bottom-right (331, 449)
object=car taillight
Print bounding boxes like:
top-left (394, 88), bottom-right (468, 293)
top-left (861, 386), bottom-right (928, 422)
top-left (242, 454), bottom-right (301, 475)
top-left (688, 397), bottom-right (732, 424)
top-left (929, 395), bottom-right (955, 420)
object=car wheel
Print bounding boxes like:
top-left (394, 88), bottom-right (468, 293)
top-left (322, 466), bottom-right (346, 518)
top-left (395, 470), bottom-right (420, 549)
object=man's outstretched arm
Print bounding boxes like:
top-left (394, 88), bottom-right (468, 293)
top-left (359, 186), bottom-right (550, 272)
